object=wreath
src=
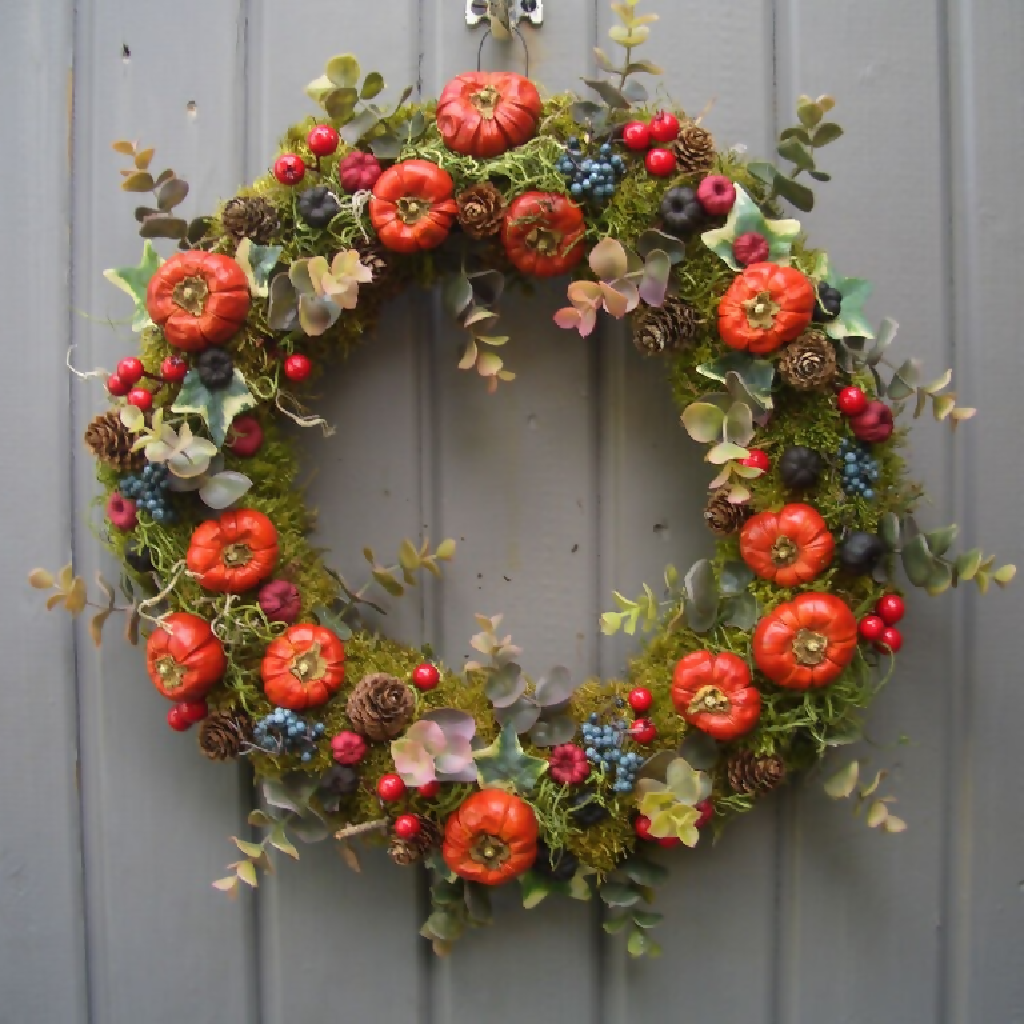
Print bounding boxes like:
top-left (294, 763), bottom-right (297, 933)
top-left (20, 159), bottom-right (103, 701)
top-left (38, 0), bottom-right (1014, 958)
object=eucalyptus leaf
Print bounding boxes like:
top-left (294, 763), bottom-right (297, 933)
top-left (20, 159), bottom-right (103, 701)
top-left (528, 714), bottom-right (576, 748)
top-left (443, 273), bottom-right (474, 318)
top-left (811, 122), bottom-right (843, 147)
top-left (493, 697), bottom-right (542, 735)
top-left (582, 78), bottom-right (630, 109)
top-left (535, 665), bottom-right (574, 706)
top-left (777, 137), bottom-right (815, 171)
top-left (139, 214), bottom-right (188, 240)
top-left (635, 229), bottom-right (686, 264)
top-left (924, 524), bottom-right (958, 557)
top-left (747, 161), bottom-right (778, 187)
top-left (199, 471), bottom-right (252, 509)
top-left (901, 534), bottom-right (935, 588)
top-left (599, 883), bottom-right (640, 908)
top-left (360, 71), bottom-right (385, 100)
top-left (484, 662), bottom-right (526, 709)
top-left (340, 109), bottom-right (380, 144)
top-left (773, 175), bottom-right (815, 212)
top-left (684, 559), bottom-right (718, 634)
top-left (267, 273), bottom-right (299, 332)
top-left (157, 177), bottom-right (189, 211)
top-left (368, 132), bottom-right (402, 161)
top-left (621, 79), bottom-right (648, 105)
top-left (677, 731), bottom-right (720, 772)
top-left (721, 592), bottom-right (758, 630)
top-left (718, 560), bottom-right (754, 596)
top-left (326, 54), bottom-right (360, 88)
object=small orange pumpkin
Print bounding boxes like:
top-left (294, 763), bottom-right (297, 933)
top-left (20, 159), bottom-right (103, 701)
top-left (671, 651), bottom-right (761, 741)
top-left (146, 251), bottom-right (250, 352)
top-left (752, 593), bottom-right (858, 689)
top-left (186, 509), bottom-right (278, 593)
top-left (260, 624), bottom-right (345, 710)
top-left (740, 503), bottom-right (834, 587)
top-left (501, 192), bottom-right (587, 277)
top-left (146, 612), bottom-right (226, 701)
top-left (369, 160), bottom-right (460, 253)
top-left (436, 71), bottom-right (542, 158)
top-left (442, 789), bottom-right (538, 885)
top-left (718, 262), bottom-right (815, 354)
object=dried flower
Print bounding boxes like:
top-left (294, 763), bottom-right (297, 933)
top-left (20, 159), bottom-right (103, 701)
top-left (258, 580), bottom-right (301, 624)
top-left (331, 730), bottom-right (368, 765)
top-left (548, 744), bottom-right (590, 784)
top-left (391, 711), bottom-right (477, 786)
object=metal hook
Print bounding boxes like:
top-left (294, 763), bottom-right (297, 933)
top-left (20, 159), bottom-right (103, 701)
top-left (467, 1), bottom-right (542, 76)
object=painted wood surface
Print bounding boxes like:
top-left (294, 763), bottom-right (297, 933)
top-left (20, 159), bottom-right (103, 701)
top-left (2, 1), bottom-right (1022, 1021)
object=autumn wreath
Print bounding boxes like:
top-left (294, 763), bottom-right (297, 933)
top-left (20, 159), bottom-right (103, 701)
top-left (38, 0), bottom-right (1013, 958)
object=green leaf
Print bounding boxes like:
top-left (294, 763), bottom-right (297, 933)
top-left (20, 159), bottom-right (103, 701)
top-left (360, 71), bottom-right (385, 100)
top-left (138, 214), bottom-right (188, 240)
top-left (326, 54), bottom-right (360, 88)
top-left (582, 78), bottom-right (630, 109)
top-left (340, 108), bottom-right (380, 144)
top-left (157, 177), bottom-right (189, 211)
top-left (807, 169), bottom-right (832, 182)
top-left (235, 239), bottom-right (282, 298)
top-left (599, 882), bottom-right (640, 909)
top-left (779, 126), bottom-right (812, 146)
top-left (680, 402), bottom-right (725, 443)
top-left (484, 663), bottom-right (526, 709)
top-left (901, 534), bottom-right (935, 588)
top-left (603, 914), bottom-right (630, 934)
top-left (994, 564), bottom-right (1016, 586)
top-left (324, 88), bottom-right (359, 121)
top-left (421, 910), bottom-right (464, 942)
top-left (625, 59), bottom-right (663, 74)
top-left (535, 665), bottom-right (574, 706)
top-left (171, 368), bottom-right (256, 448)
top-left (235, 860), bottom-right (258, 887)
top-left (777, 137), bottom-right (815, 171)
top-left (464, 882), bottom-right (493, 925)
top-left (368, 132), bottom-right (402, 161)
top-left (698, 353), bottom-right (775, 411)
top-left (722, 592), bottom-right (758, 630)
top-left (121, 171), bottom-right (154, 192)
top-left (879, 512), bottom-right (902, 551)
top-left (747, 161), bottom-right (778, 187)
top-left (621, 79), bottom-right (648, 105)
top-left (103, 240), bottom-right (163, 331)
top-left (627, 929), bottom-right (654, 957)
top-left (811, 122), bottom-right (843, 147)
top-left (684, 559), bottom-right (718, 634)
top-left (621, 858), bottom-right (668, 887)
top-left (824, 760), bottom-right (859, 799)
top-left (924, 524), bottom-right (958, 557)
top-left (520, 871), bottom-right (553, 909)
top-left (955, 548), bottom-right (983, 581)
top-left (926, 560), bottom-right (953, 596)
top-left (773, 175), bottom-right (815, 212)
top-left (443, 273), bottom-right (473, 318)
top-left (473, 724), bottom-right (548, 793)
top-left (631, 909), bottom-right (663, 929)
top-left (797, 100), bottom-right (824, 129)
top-left (700, 185), bottom-right (801, 270)
top-left (718, 559), bottom-right (754, 595)
top-left (724, 401), bottom-right (754, 446)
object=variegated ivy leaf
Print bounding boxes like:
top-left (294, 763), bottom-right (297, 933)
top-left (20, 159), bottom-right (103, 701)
top-left (172, 368), bottom-right (256, 448)
top-left (473, 724), bottom-right (548, 793)
top-left (700, 186), bottom-right (801, 271)
top-left (823, 271), bottom-right (875, 341)
top-left (235, 238), bottom-right (283, 298)
top-left (103, 239), bottom-right (163, 331)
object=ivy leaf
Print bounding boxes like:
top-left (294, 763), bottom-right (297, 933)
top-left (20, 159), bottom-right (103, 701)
top-left (103, 240), bottom-right (163, 331)
top-left (824, 273), bottom-right (875, 341)
top-left (172, 369), bottom-right (256, 448)
top-left (700, 186), bottom-right (801, 271)
top-left (473, 723), bottom-right (548, 793)
top-left (235, 239), bottom-right (282, 298)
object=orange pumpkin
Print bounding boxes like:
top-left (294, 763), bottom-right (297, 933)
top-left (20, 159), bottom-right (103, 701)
top-left (442, 789), bottom-right (538, 885)
top-left (260, 624), bottom-right (345, 710)
top-left (146, 612), bottom-right (226, 701)
top-left (718, 262), bottom-right (814, 354)
top-left (146, 251), bottom-right (250, 352)
top-left (501, 192), bottom-right (586, 277)
top-left (186, 509), bottom-right (278, 593)
top-left (369, 160), bottom-right (460, 253)
top-left (436, 71), bottom-right (542, 158)
top-left (671, 651), bottom-right (761, 741)
top-left (752, 593), bottom-right (858, 689)
top-left (740, 503), bottom-right (834, 587)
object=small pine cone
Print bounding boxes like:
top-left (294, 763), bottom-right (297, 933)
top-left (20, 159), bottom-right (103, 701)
top-left (727, 751), bottom-right (786, 795)
top-left (704, 487), bottom-right (753, 537)
top-left (346, 673), bottom-right (415, 742)
top-left (198, 712), bottom-right (252, 761)
top-left (84, 410), bottom-right (144, 472)
top-left (673, 123), bottom-right (717, 174)
top-left (388, 817), bottom-right (442, 865)
top-left (632, 295), bottom-right (701, 355)
top-left (221, 195), bottom-right (279, 244)
top-left (456, 182), bottom-right (505, 240)
top-left (779, 329), bottom-right (838, 391)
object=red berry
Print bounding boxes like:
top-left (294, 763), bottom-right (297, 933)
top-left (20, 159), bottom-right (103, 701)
top-left (742, 448), bottom-right (771, 473)
top-left (648, 111), bottom-right (680, 143)
top-left (658, 835), bottom-right (681, 848)
top-left (645, 147), bottom-right (677, 177)
top-left (331, 731), bottom-right (367, 765)
top-left (283, 353), bottom-right (312, 382)
top-left (393, 814), bottom-right (421, 840)
top-left (106, 373), bottom-right (130, 397)
top-left (160, 355), bottom-right (188, 383)
top-left (179, 699), bottom-right (209, 724)
top-left (411, 663), bottom-right (440, 691)
top-left (696, 175), bottom-right (737, 216)
top-left (127, 387), bottom-right (153, 412)
top-left (167, 705), bottom-right (191, 732)
top-left (630, 718), bottom-right (657, 745)
top-left (273, 153), bottom-right (306, 186)
top-left (377, 773), bottom-right (406, 802)
top-left (695, 798), bottom-right (715, 829)
top-left (733, 231), bottom-right (771, 266)
top-left (622, 121), bottom-right (651, 151)
top-left (877, 627), bottom-right (903, 654)
top-left (634, 814), bottom-right (654, 840)
top-left (418, 780), bottom-right (441, 799)
top-left (116, 357), bottom-right (144, 386)
top-left (876, 594), bottom-right (905, 626)
top-left (225, 414), bottom-right (264, 457)
top-left (307, 124), bottom-right (340, 157)
top-left (858, 614), bottom-right (886, 642)
top-left (627, 686), bottom-right (653, 713)
top-left (837, 386), bottom-right (868, 416)
top-left (106, 493), bottom-right (137, 531)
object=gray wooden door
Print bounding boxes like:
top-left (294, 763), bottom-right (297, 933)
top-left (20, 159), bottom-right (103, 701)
top-left (3, 1), bottom-right (1023, 1022)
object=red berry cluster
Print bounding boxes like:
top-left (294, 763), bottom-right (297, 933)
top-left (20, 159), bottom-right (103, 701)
top-left (167, 699), bottom-right (208, 732)
top-left (272, 124), bottom-right (341, 186)
top-left (622, 111), bottom-right (679, 177)
top-left (858, 594), bottom-right (906, 653)
top-left (626, 686), bottom-right (657, 745)
top-left (107, 355), bottom-right (190, 411)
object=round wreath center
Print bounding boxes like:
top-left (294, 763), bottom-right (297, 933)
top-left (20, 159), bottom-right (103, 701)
top-left (771, 535), bottom-right (799, 566)
top-left (742, 290), bottom-right (780, 330)
top-left (471, 85), bottom-right (500, 119)
top-left (792, 628), bottom-right (828, 666)
top-left (688, 684), bottom-right (731, 714)
top-left (470, 833), bottom-right (511, 868)
top-left (172, 275), bottom-right (210, 316)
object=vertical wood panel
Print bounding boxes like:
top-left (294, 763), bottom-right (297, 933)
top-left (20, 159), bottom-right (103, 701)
top-left (70, 3), bottom-right (254, 1022)
top-left (0, 4), bottom-right (88, 1022)
top-left (245, 4), bottom-right (428, 1022)
top-left (775, 3), bottom-right (952, 1021)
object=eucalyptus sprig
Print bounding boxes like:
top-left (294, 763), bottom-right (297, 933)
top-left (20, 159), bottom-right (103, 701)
top-left (361, 537), bottom-right (457, 598)
top-left (823, 759), bottom-right (907, 834)
top-left (443, 269), bottom-right (516, 392)
top-left (29, 564), bottom-right (144, 647)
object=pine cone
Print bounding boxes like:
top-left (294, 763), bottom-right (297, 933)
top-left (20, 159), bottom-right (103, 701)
top-left (632, 294), bottom-right (701, 355)
top-left (198, 712), bottom-right (252, 761)
top-left (704, 487), bottom-right (753, 536)
top-left (351, 237), bottom-right (399, 299)
top-left (456, 182), bottom-right (505, 240)
top-left (779, 329), bottom-right (838, 391)
top-left (221, 195), bottom-right (279, 244)
top-left (346, 673), bottom-right (415, 742)
top-left (673, 123), bottom-right (717, 174)
top-left (84, 410), bottom-right (144, 472)
top-left (727, 751), bottom-right (786, 794)
top-left (388, 816), bottom-right (442, 866)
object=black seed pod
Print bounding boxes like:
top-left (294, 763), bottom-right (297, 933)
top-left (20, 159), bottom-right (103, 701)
top-left (812, 282), bottom-right (843, 322)
top-left (569, 789), bottom-right (609, 827)
top-left (660, 186), bottom-right (704, 237)
top-left (125, 544), bottom-right (155, 575)
top-left (838, 530), bottom-right (887, 575)
top-left (297, 185), bottom-right (342, 229)
top-left (532, 841), bottom-right (579, 883)
top-left (779, 446), bottom-right (824, 490)
top-left (197, 348), bottom-right (235, 390)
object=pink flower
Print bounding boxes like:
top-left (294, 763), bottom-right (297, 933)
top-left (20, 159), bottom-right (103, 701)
top-left (553, 237), bottom-right (641, 336)
top-left (258, 580), bottom-right (301, 624)
top-left (107, 493), bottom-right (137, 531)
top-left (548, 744), bottom-right (590, 785)
top-left (331, 731), bottom-right (367, 765)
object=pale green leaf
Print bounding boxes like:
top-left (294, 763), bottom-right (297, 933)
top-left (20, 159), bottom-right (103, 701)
top-left (103, 240), bottom-right (163, 331)
top-left (824, 760), bottom-right (859, 799)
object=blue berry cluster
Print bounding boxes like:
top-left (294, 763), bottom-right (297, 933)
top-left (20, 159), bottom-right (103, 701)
top-left (839, 438), bottom-right (880, 500)
top-left (252, 707), bottom-right (326, 762)
top-left (580, 712), bottom-right (644, 793)
top-left (557, 138), bottom-right (626, 207)
top-left (119, 463), bottom-right (177, 523)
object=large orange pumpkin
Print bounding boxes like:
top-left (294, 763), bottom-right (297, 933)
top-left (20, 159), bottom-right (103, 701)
top-left (260, 624), bottom-right (345, 710)
top-left (442, 789), bottom-right (538, 885)
top-left (671, 650), bottom-right (761, 741)
top-left (186, 509), bottom-right (278, 593)
top-left (740, 503), bottom-right (835, 587)
top-left (752, 593), bottom-right (858, 689)
top-left (146, 251), bottom-right (250, 352)
top-left (146, 612), bottom-right (226, 701)
top-left (369, 160), bottom-right (460, 253)
top-left (718, 262), bottom-right (814, 354)
top-left (501, 192), bottom-right (586, 277)
top-left (436, 71), bottom-right (542, 159)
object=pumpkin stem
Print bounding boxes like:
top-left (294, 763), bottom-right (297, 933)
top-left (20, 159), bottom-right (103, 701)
top-left (156, 655), bottom-right (186, 691)
top-left (771, 535), bottom-right (799, 566)
top-left (471, 84), bottom-right (500, 119)
top-left (290, 643), bottom-right (328, 683)
top-left (688, 684), bottom-right (731, 715)
top-left (792, 628), bottom-right (828, 666)
top-left (470, 832), bottom-right (511, 869)
top-left (396, 196), bottom-right (429, 225)
top-left (222, 543), bottom-right (252, 569)
top-left (525, 225), bottom-right (560, 256)
top-left (172, 275), bottom-right (210, 317)
top-left (742, 290), bottom-right (780, 331)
